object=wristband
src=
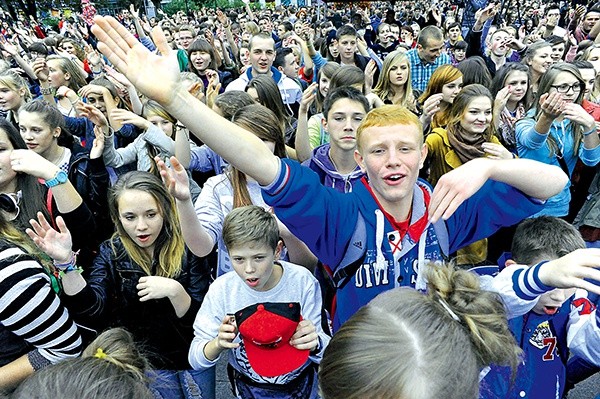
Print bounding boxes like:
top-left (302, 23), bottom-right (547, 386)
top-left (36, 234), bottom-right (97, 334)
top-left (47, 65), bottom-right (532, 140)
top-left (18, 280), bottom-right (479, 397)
top-left (57, 264), bottom-right (83, 279)
top-left (53, 250), bottom-right (80, 270)
top-left (583, 127), bottom-right (597, 136)
top-left (40, 86), bottom-right (53, 95)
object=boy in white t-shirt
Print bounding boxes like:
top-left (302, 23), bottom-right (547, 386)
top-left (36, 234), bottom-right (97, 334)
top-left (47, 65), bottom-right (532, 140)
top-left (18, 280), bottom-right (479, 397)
top-left (188, 205), bottom-right (329, 398)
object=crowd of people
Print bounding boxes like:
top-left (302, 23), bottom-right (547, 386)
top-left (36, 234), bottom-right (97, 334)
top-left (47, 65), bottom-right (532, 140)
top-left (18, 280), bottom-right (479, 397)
top-left (0, 0), bottom-right (600, 398)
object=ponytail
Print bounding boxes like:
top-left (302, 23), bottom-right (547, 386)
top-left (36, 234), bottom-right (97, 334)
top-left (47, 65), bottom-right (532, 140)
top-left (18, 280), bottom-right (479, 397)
top-left (319, 263), bottom-right (521, 399)
top-left (426, 265), bottom-right (522, 370)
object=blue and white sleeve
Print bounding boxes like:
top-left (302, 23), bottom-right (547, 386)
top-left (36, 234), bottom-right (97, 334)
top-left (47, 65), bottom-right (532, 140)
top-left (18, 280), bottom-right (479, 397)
top-left (568, 291), bottom-right (600, 366)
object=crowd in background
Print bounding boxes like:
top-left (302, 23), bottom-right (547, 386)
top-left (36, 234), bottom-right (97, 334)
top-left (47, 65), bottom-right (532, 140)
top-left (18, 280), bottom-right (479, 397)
top-left (0, 0), bottom-right (599, 398)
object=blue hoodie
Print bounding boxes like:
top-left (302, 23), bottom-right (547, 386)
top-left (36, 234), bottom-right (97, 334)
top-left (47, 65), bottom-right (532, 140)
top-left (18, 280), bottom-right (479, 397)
top-left (302, 144), bottom-right (364, 193)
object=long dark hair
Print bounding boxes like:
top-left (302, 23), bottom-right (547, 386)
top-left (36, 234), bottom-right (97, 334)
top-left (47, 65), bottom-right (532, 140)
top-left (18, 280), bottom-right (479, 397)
top-left (21, 100), bottom-right (75, 149)
top-left (0, 118), bottom-right (50, 229)
top-left (490, 62), bottom-right (533, 110)
top-left (187, 38), bottom-right (220, 76)
top-left (531, 63), bottom-right (586, 157)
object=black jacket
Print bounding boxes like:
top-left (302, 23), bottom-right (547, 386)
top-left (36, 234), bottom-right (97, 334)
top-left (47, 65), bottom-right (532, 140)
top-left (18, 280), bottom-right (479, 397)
top-left (63, 238), bottom-right (212, 370)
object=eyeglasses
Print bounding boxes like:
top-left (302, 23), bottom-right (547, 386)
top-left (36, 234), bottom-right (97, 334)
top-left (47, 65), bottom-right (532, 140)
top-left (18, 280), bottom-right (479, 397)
top-left (550, 83), bottom-right (582, 93)
top-left (0, 191), bottom-right (21, 221)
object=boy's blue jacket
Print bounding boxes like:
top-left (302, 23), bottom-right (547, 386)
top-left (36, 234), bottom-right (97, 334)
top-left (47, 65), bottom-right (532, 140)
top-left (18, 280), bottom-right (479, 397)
top-left (482, 304), bottom-right (570, 399)
top-left (262, 159), bottom-right (544, 329)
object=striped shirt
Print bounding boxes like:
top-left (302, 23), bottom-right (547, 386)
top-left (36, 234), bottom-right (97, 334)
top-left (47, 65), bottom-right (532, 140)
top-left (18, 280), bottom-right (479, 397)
top-left (0, 243), bottom-right (82, 369)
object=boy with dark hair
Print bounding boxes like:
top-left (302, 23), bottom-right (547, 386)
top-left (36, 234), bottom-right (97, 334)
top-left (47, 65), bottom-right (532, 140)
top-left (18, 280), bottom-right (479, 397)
top-left (335, 25), bottom-right (370, 70)
top-left (297, 86), bottom-right (369, 192)
top-left (273, 47), bottom-right (305, 90)
top-left (449, 40), bottom-right (467, 66)
top-left (482, 216), bottom-right (600, 399)
top-left (189, 206), bottom-right (328, 398)
top-left (226, 33), bottom-right (302, 110)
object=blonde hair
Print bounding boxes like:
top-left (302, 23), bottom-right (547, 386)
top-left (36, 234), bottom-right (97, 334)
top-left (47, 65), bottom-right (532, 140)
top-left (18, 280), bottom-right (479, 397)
top-left (109, 171), bottom-right (185, 278)
top-left (82, 328), bottom-right (151, 382)
top-left (0, 72), bottom-right (32, 105)
top-left (319, 264), bottom-right (521, 399)
top-left (12, 328), bottom-right (153, 399)
top-left (373, 50), bottom-right (415, 111)
top-left (357, 105), bottom-right (423, 151)
top-left (46, 55), bottom-right (87, 91)
top-left (244, 21), bottom-right (260, 36)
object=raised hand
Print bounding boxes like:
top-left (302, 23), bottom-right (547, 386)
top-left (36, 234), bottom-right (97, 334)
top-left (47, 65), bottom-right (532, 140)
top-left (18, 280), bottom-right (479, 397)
top-left (299, 82), bottom-right (318, 114)
top-left (26, 212), bottom-right (74, 263)
top-left (136, 275), bottom-right (181, 301)
top-left (364, 59), bottom-right (377, 93)
top-left (110, 108), bottom-right (150, 130)
top-left (539, 92), bottom-right (565, 119)
top-left (91, 16), bottom-right (182, 107)
top-left (421, 93), bottom-right (444, 122)
top-left (156, 155), bottom-right (191, 201)
top-left (205, 72), bottom-right (221, 108)
top-left (430, 158), bottom-right (491, 222)
top-left (77, 102), bottom-right (109, 127)
top-left (537, 248), bottom-right (600, 295)
top-left (289, 319), bottom-right (318, 351)
top-left (494, 86), bottom-right (512, 113)
top-left (31, 57), bottom-right (49, 81)
top-left (215, 315), bottom-right (239, 350)
top-left (562, 103), bottom-right (596, 131)
top-left (482, 142), bottom-right (513, 160)
top-left (10, 149), bottom-right (60, 181)
top-left (90, 125), bottom-right (106, 159)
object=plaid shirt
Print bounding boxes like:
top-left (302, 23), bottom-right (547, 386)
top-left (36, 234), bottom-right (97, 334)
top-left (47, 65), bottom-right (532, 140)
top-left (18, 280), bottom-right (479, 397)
top-left (406, 49), bottom-right (451, 92)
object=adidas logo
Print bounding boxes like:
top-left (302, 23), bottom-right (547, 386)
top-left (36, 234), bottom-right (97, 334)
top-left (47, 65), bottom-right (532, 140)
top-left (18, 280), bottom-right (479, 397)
top-left (352, 241), bottom-right (363, 249)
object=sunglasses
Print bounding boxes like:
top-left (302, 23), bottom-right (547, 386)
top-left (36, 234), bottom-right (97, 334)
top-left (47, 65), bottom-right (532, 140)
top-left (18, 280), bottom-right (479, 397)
top-left (0, 191), bottom-right (21, 220)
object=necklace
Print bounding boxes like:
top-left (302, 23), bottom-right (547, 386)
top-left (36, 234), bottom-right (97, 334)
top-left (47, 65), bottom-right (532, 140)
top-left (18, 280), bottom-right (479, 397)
top-left (48, 146), bottom-right (66, 167)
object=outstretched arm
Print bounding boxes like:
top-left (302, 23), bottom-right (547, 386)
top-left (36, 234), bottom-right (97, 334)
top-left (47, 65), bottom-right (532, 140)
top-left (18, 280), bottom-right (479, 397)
top-left (92, 16), bottom-right (280, 186)
top-left (430, 158), bottom-right (568, 222)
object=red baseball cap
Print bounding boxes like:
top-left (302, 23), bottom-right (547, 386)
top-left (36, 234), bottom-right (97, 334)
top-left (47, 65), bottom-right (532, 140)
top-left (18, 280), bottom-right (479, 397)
top-left (236, 302), bottom-right (309, 377)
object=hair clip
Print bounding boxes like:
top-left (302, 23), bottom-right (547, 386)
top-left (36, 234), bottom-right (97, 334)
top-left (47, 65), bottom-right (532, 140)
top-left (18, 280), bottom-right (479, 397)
top-left (438, 298), bottom-right (461, 323)
top-left (94, 348), bottom-right (107, 359)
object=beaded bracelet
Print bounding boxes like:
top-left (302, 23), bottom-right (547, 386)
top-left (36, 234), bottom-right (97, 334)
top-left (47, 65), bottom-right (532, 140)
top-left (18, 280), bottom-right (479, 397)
top-left (40, 87), bottom-right (53, 96)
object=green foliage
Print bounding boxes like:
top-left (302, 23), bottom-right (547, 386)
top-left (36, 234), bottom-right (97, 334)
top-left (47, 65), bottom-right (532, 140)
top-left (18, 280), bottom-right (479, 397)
top-left (216, 0), bottom-right (246, 8)
top-left (42, 16), bottom-right (60, 29)
top-left (163, 0), bottom-right (199, 14)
